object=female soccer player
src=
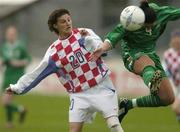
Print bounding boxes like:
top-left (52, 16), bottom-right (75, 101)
top-left (5, 9), bottom-right (124, 132)
top-left (164, 30), bottom-right (180, 123)
top-left (90, 1), bottom-right (180, 122)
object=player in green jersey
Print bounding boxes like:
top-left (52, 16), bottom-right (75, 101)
top-left (0, 26), bottom-right (31, 128)
top-left (90, 0), bottom-right (180, 122)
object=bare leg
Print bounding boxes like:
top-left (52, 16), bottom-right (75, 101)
top-left (69, 122), bottom-right (83, 132)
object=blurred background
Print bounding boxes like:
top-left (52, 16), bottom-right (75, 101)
top-left (0, 0), bottom-right (179, 132)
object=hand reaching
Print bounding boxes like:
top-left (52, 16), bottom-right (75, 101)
top-left (5, 87), bottom-right (14, 95)
top-left (89, 47), bottom-right (104, 61)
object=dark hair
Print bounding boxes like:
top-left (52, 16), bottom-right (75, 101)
top-left (139, 0), bottom-right (156, 24)
top-left (48, 9), bottom-right (70, 35)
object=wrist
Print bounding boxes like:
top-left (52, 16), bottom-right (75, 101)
top-left (103, 39), bottom-right (113, 51)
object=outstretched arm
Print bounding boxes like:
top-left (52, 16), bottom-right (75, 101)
top-left (5, 47), bottom-right (58, 95)
top-left (150, 3), bottom-right (180, 22)
top-left (89, 41), bottom-right (112, 61)
top-left (79, 28), bottom-right (112, 60)
top-left (89, 24), bottom-right (125, 61)
top-left (6, 57), bottom-right (58, 95)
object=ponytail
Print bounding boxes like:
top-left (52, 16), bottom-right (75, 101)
top-left (139, 0), bottom-right (156, 24)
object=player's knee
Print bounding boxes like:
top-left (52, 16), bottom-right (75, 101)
top-left (161, 95), bottom-right (175, 106)
top-left (106, 116), bottom-right (124, 132)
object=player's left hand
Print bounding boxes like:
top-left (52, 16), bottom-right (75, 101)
top-left (80, 29), bottom-right (90, 37)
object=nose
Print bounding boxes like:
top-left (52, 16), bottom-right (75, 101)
top-left (66, 20), bottom-right (71, 26)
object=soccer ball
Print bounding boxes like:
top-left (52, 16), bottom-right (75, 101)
top-left (120, 6), bottom-right (145, 31)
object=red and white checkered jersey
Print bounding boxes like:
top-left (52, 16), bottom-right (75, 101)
top-left (164, 48), bottom-right (180, 87)
top-left (10, 28), bottom-right (110, 94)
top-left (51, 28), bottom-right (110, 93)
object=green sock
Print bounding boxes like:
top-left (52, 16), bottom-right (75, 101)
top-left (5, 105), bottom-right (13, 122)
top-left (136, 94), bottom-right (167, 107)
top-left (141, 66), bottom-right (156, 87)
top-left (5, 104), bottom-right (19, 122)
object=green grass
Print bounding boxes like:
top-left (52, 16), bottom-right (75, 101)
top-left (0, 94), bottom-right (180, 132)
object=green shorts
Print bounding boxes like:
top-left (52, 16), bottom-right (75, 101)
top-left (122, 51), bottom-right (167, 78)
top-left (1, 73), bottom-right (23, 92)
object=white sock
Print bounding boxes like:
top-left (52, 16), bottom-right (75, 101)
top-left (110, 124), bottom-right (124, 132)
top-left (132, 99), bottom-right (137, 108)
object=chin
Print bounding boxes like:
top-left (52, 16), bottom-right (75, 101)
top-left (66, 29), bottom-right (72, 33)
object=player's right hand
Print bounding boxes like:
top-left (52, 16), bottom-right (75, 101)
top-left (5, 87), bottom-right (14, 94)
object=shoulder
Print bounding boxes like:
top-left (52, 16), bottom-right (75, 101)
top-left (51, 39), bottom-right (60, 46)
top-left (46, 39), bottom-right (60, 55)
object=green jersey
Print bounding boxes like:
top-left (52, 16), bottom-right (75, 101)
top-left (105, 3), bottom-right (180, 74)
top-left (106, 3), bottom-right (180, 54)
top-left (0, 40), bottom-right (31, 90)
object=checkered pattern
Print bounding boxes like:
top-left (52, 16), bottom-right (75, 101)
top-left (51, 29), bottom-right (110, 93)
top-left (164, 48), bottom-right (180, 87)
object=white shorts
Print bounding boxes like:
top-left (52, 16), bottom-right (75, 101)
top-left (69, 76), bottom-right (118, 123)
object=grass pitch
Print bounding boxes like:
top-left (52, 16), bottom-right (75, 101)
top-left (0, 94), bottom-right (179, 132)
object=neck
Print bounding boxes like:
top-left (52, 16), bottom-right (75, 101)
top-left (8, 40), bottom-right (16, 44)
top-left (59, 32), bottom-right (72, 40)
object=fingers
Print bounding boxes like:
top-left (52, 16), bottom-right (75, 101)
top-left (88, 52), bottom-right (100, 61)
top-left (88, 47), bottom-right (104, 61)
top-left (88, 54), bottom-right (96, 61)
top-left (5, 87), bottom-right (14, 94)
top-left (80, 29), bottom-right (90, 37)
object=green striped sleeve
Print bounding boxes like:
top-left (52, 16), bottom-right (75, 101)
top-left (105, 24), bottom-right (125, 48)
top-left (149, 3), bottom-right (180, 23)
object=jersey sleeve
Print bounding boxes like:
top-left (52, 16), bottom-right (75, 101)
top-left (105, 24), bottom-right (125, 48)
top-left (80, 28), bottom-right (103, 47)
top-left (10, 46), bottom-right (58, 94)
top-left (149, 3), bottom-right (180, 23)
